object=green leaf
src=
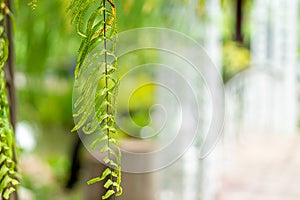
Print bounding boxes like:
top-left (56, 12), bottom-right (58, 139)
top-left (108, 160), bottom-right (118, 168)
top-left (0, 165), bottom-right (9, 179)
top-left (100, 145), bottom-right (118, 159)
top-left (100, 145), bottom-right (109, 153)
top-left (2, 176), bottom-right (14, 189)
top-left (2, 187), bottom-right (15, 200)
top-left (116, 186), bottom-right (123, 196)
top-left (72, 103), bottom-right (94, 131)
top-left (82, 118), bottom-right (99, 134)
top-left (104, 179), bottom-right (113, 189)
top-left (10, 179), bottom-right (18, 186)
top-left (87, 177), bottom-right (101, 185)
top-left (90, 134), bottom-right (108, 149)
top-left (100, 168), bottom-right (112, 181)
top-left (103, 156), bottom-right (111, 164)
top-left (98, 113), bottom-right (114, 124)
top-left (102, 190), bottom-right (115, 199)
top-left (109, 137), bottom-right (118, 144)
top-left (111, 170), bottom-right (118, 178)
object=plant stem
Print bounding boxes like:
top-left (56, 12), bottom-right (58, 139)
top-left (102, 0), bottom-right (115, 199)
top-left (103, 0), bottom-right (108, 131)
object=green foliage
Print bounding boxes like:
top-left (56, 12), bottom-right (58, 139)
top-left (0, 2), bottom-right (19, 199)
top-left (17, 78), bottom-right (74, 129)
top-left (15, 0), bottom-right (77, 76)
top-left (116, 0), bottom-right (163, 30)
top-left (28, 0), bottom-right (37, 10)
top-left (222, 41), bottom-right (250, 82)
top-left (68, 0), bottom-right (122, 199)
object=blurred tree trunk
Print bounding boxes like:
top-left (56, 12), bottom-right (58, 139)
top-left (235, 0), bottom-right (243, 43)
top-left (5, 0), bottom-right (16, 128)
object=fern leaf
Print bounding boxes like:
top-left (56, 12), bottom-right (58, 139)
top-left (0, 2), bottom-right (19, 199)
top-left (102, 189), bottom-right (115, 199)
top-left (69, 0), bottom-right (122, 199)
top-left (87, 177), bottom-right (101, 185)
top-left (104, 179), bottom-right (114, 189)
top-left (100, 168), bottom-right (112, 181)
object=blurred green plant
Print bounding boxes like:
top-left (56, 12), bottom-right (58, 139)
top-left (48, 155), bottom-right (71, 183)
top-left (222, 41), bottom-right (250, 82)
top-left (28, 0), bottom-right (37, 10)
top-left (116, 0), bottom-right (163, 31)
top-left (15, 0), bottom-right (76, 130)
top-left (0, 1), bottom-right (19, 199)
top-left (15, 0), bottom-right (78, 76)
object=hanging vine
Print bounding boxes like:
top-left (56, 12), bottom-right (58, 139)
top-left (0, 1), bottom-right (19, 199)
top-left (68, 0), bottom-right (122, 199)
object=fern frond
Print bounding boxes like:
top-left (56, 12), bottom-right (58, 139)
top-left (0, 3), bottom-right (19, 199)
top-left (69, 0), bottom-right (122, 199)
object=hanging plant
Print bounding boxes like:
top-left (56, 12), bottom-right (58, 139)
top-left (0, 1), bottom-right (19, 199)
top-left (68, 0), bottom-right (122, 199)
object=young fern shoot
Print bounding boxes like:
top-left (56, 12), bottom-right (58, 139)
top-left (0, 1), bottom-right (19, 199)
top-left (68, 0), bottom-right (122, 199)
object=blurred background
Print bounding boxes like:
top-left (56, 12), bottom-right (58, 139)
top-left (12, 0), bottom-right (300, 199)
